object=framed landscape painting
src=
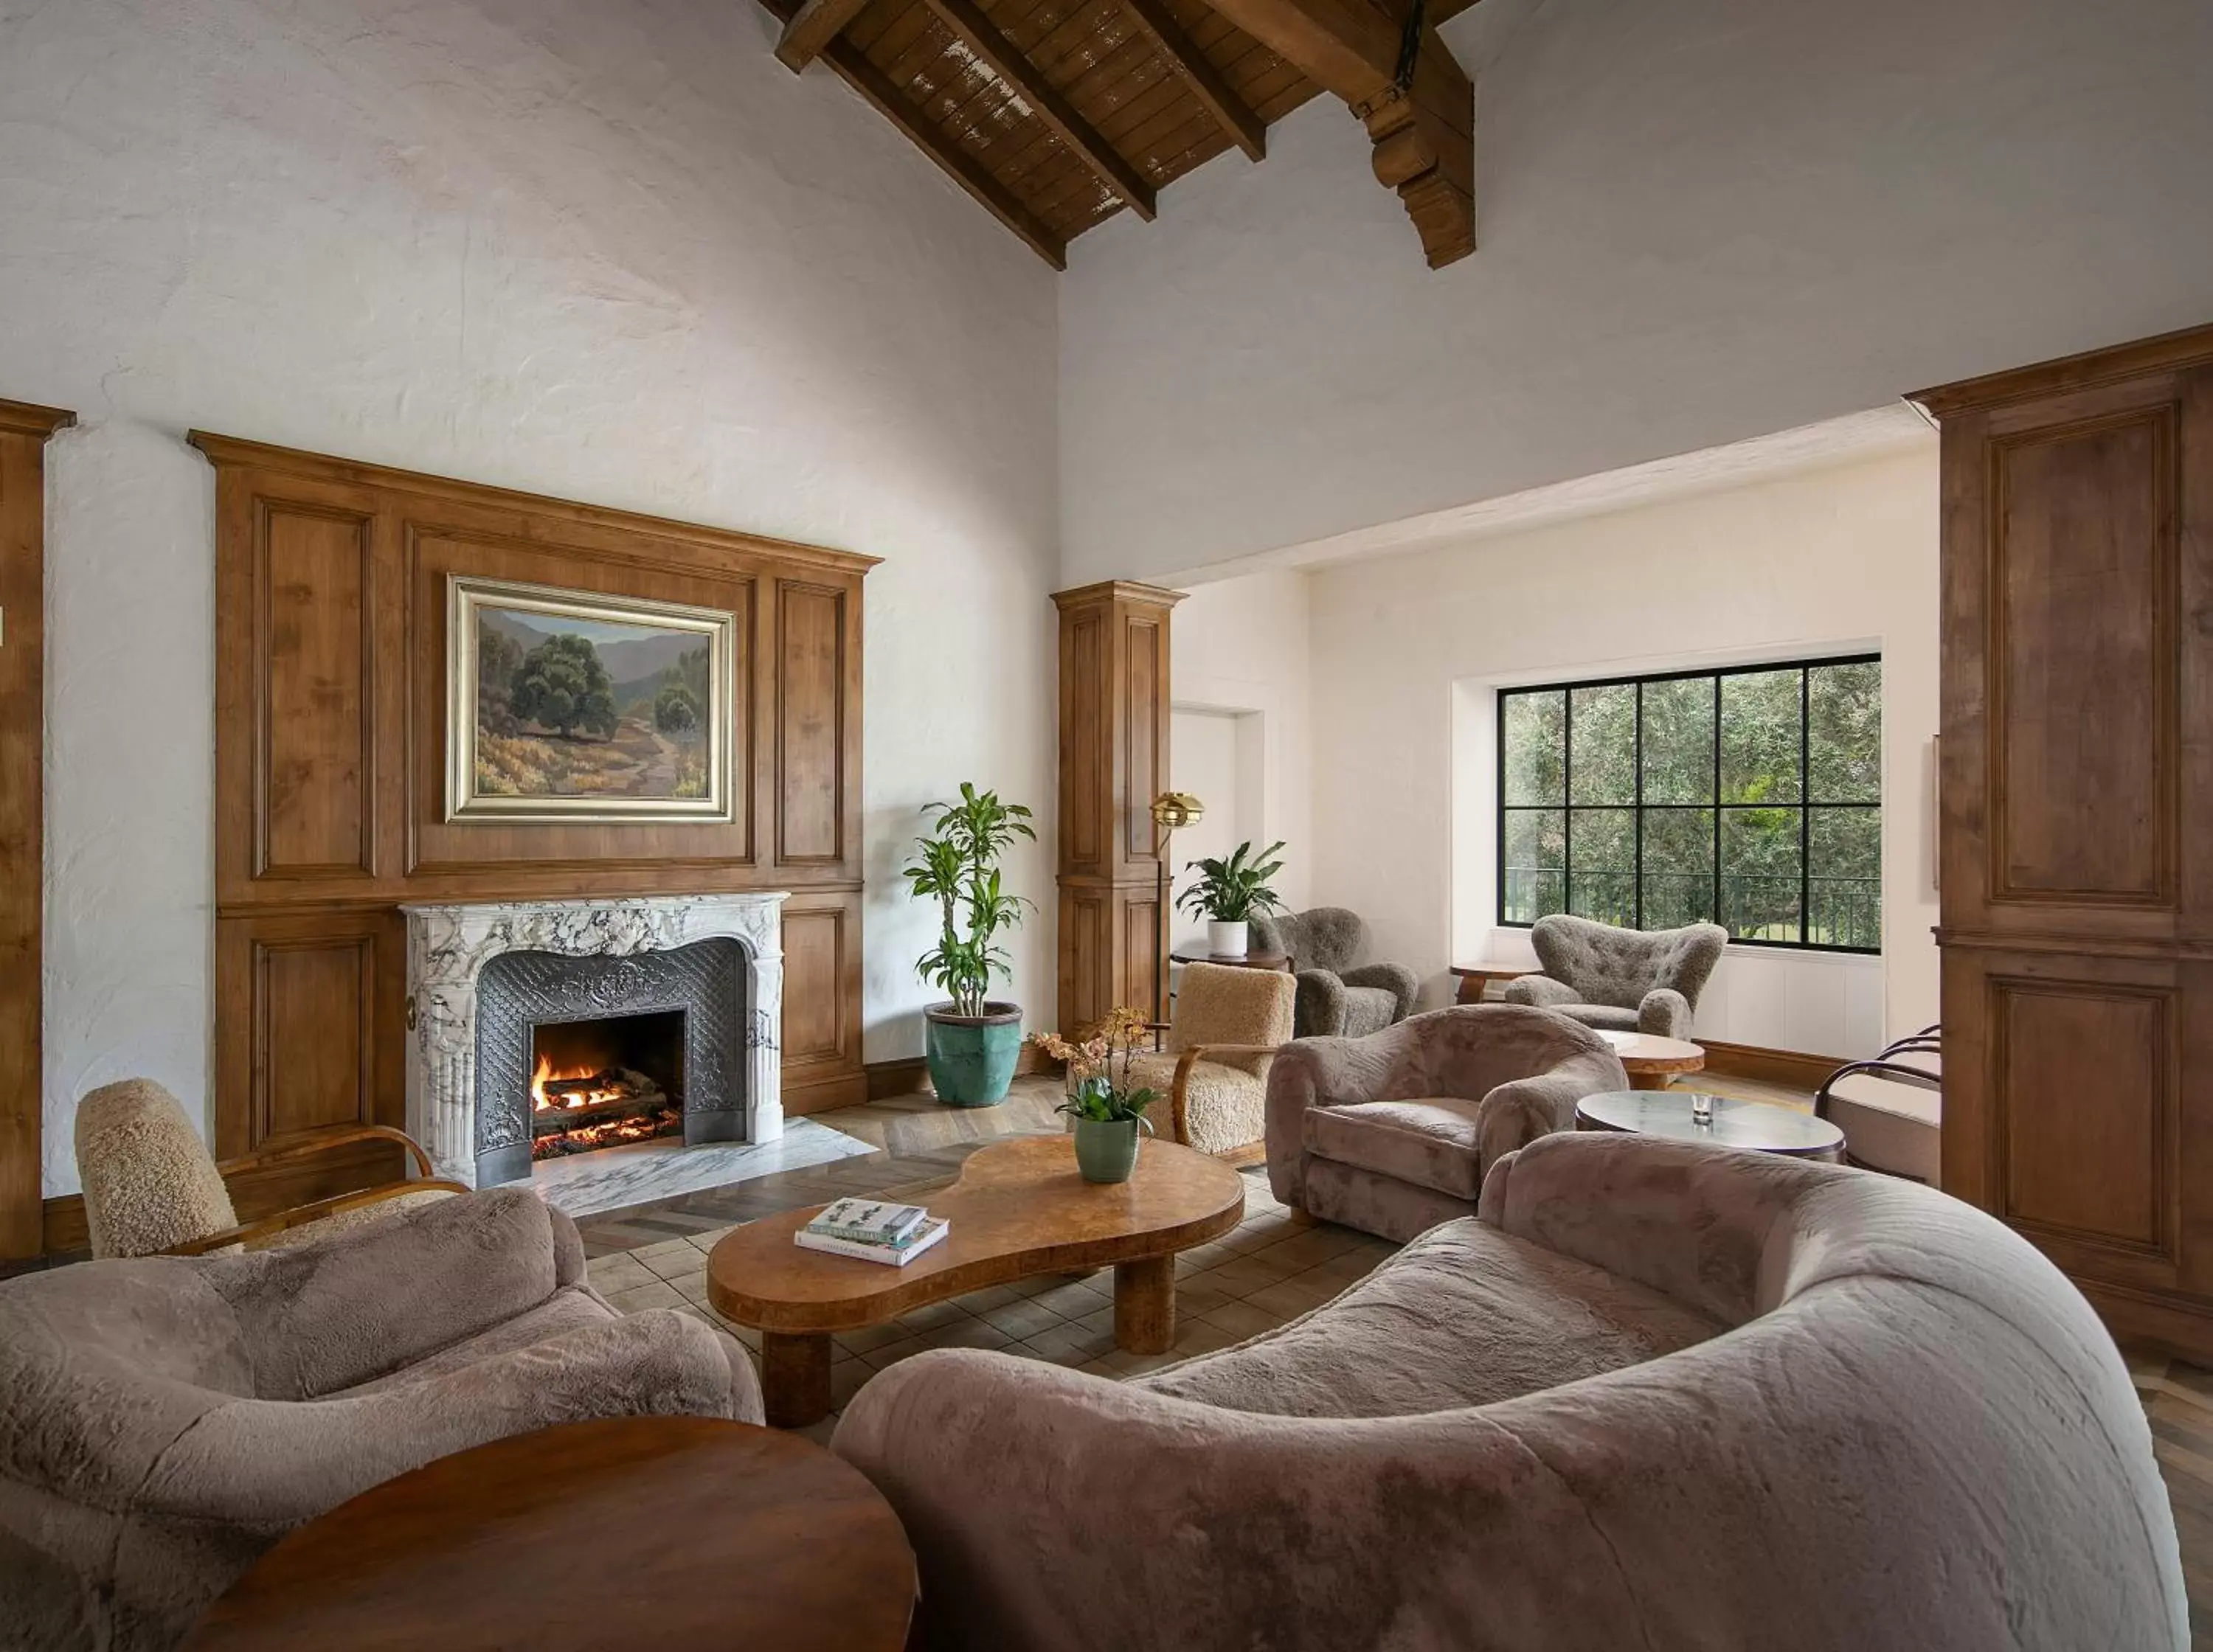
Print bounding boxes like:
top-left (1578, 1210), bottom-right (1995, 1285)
top-left (446, 576), bottom-right (736, 823)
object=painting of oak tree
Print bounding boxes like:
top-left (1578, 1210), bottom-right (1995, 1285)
top-left (473, 603), bottom-right (712, 802)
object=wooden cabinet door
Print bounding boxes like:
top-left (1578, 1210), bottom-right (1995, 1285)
top-left (1925, 325), bottom-right (2213, 1353)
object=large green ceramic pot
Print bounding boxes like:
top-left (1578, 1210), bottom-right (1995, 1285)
top-left (1072, 1116), bottom-right (1144, 1183)
top-left (924, 1002), bottom-right (1023, 1108)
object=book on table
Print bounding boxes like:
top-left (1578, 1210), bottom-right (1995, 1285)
top-left (806, 1198), bottom-right (928, 1244)
top-left (794, 1215), bottom-right (950, 1267)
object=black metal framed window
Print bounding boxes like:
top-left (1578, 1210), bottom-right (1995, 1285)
top-left (1497, 655), bottom-right (1881, 952)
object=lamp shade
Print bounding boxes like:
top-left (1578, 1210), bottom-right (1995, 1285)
top-left (1150, 791), bottom-right (1204, 831)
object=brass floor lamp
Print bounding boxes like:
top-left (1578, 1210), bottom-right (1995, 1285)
top-left (1149, 791), bottom-right (1205, 1038)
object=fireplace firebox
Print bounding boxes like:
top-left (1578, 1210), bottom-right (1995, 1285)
top-left (530, 1009), bottom-right (687, 1160)
top-left (470, 938), bottom-right (749, 1187)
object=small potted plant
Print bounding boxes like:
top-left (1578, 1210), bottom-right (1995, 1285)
top-left (1035, 1007), bottom-right (1157, 1184)
top-left (904, 782), bottom-right (1035, 1108)
top-left (1174, 839), bottom-right (1287, 958)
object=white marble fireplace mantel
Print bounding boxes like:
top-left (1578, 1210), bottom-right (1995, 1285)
top-left (402, 892), bottom-right (787, 1186)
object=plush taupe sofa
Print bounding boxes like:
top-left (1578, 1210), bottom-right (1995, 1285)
top-left (1266, 1004), bottom-right (1627, 1241)
top-left (0, 1187), bottom-right (761, 1652)
top-left (834, 1133), bottom-right (2184, 1652)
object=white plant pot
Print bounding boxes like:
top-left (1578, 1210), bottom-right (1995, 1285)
top-left (1207, 920), bottom-right (1249, 958)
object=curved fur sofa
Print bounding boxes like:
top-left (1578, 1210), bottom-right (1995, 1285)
top-left (833, 1134), bottom-right (2184, 1652)
top-left (0, 1187), bottom-right (762, 1651)
top-left (1267, 1004), bottom-right (1627, 1241)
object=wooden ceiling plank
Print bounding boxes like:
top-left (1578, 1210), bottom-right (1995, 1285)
top-left (1116, 0), bottom-right (1264, 160)
top-left (917, 0), bottom-right (1160, 219)
top-left (763, 0), bottom-right (1070, 266)
top-left (778, 0), bottom-right (877, 70)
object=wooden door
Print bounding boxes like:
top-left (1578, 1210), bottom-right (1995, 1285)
top-left (1919, 322), bottom-right (2213, 1357)
top-left (0, 400), bottom-right (73, 1260)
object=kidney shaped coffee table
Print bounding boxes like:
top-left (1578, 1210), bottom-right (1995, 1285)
top-left (708, 1134), bottom-right (1245, 1426)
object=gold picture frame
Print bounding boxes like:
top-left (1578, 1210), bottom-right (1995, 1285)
top-left (446, 575), bottom-right (735, 824)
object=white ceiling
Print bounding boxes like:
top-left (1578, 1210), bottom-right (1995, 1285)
top-left (1058, 0), bottom-right (2213, 586)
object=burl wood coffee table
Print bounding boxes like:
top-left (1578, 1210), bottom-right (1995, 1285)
top-left (182, 1417), bottom-right (915, 1652)
top-left (708, 1134), bottom-right (1246, 1427)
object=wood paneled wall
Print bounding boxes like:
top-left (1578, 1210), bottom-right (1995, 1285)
top-left (198, 434), bottom-right (876, 1170)
top-left (1919, 321), bottom-right (2213, 1360)
top-left (1052, 580), bottom-right (1182, 1032)
top-left (0, 399), bottom-right (74, 1260)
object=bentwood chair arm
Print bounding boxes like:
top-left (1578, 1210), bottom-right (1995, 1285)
top-left (1168, 1041), bottom-right (1293, 1148)
top-left (215, 1122), bottom-right (437, 1182)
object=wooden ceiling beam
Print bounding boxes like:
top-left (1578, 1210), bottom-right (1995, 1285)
top-left (1116, 0), bottom-right (1266, 162)
top-left (776, 0), bottom-right (876, 70)
top-left (915, 0), bottom-right (1160, 221)
top-left (1196, 0), bottom-right (1473, 266)
top-left (761, 0), bottom-right (1070, 267)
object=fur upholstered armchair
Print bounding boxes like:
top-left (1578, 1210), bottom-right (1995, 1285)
top-left (1264, 1004), bottom-right (1627, 1241)
top-left (1126, 962), bottom-right (1296, 1157)
top-left (1500, 914), bottom-right (1728, 1038)
top-left (0, 1187), bottom-right (762, 1652)
top-left (1248, 907), bottom-right (1419, 1038)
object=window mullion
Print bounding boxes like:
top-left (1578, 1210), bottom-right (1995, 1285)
top-left (1800, 666), bottom-right (1812, 945)
top-left (1711, 674), bottom-right (1723, 939)
top-left (1632, 679), bottom-right (1644, 930)
top-left (1562, 691), bottom-right (1573, 920)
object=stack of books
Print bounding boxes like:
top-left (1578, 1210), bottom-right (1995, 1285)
top-left (794, 1198), bottom-right (950, 1266)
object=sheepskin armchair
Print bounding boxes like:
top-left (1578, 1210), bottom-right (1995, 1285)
top-left (832, 1133), bottom-right (2186, 1652)
top-left (1265, 1004), bottom-right (1627, 1240)
top-left (1126, 962), bottom-right (1295, 1156)
top-left (1248, 907), bottom-right (1419, 1038)
top-left (1500, 914), bottom-right (1728, 1038)
top-left (74, 1078), bottom-right (463, 1258)
top-left (0, 1187), bottom-right (763, 1652)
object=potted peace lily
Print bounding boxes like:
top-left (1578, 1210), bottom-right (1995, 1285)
top-left (1035, 1007), bottom-right (1157, 1184)
top-left (1175, 839), bottom-right (1287, 958)
top-left (904, 783), bottom-right (1035, 1108)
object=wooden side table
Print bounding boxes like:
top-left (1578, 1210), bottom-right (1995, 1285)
top-left (1450, 962), bottom-right (1537, 1004)
top-left (182, 1417), bottom-right (916, 1652)
top-left (1170, 949), bottom-right (1292, 971)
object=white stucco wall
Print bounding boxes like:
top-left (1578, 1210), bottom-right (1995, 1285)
top-left (1307, 443), bottom-right (1941, 1057)
top-left (1058, 0), bottom-right (2213, 584)
top-left (1, 0), bottom-right (1060, 1195)
top-left (1168, 569), bottom-right (1314, 945)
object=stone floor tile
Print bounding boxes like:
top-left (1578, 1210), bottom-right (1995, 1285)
top-left (834, 1320), bottom-right (913, 1356)
top-left (894, 1298), bottom-right (970, 1332)
top-left (1200, 1299), bottom-right (1287, 1340)
top-left (603, 1279), bottom-right (685, 1313)
top-left (584, 1254), bottom-right (654, 1295)
top-left (978, 1297), bottom-right (1064, 1340)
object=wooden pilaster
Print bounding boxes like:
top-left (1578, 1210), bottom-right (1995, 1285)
top-left (1052, 580), bottom-right (1183, 1034)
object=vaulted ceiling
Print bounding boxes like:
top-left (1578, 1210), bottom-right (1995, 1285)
top-left (758, 0), bottom-right (1478, 268)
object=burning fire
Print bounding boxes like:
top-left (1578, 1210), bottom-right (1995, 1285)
top-left (531, 1052), bottom-right (634, 1113)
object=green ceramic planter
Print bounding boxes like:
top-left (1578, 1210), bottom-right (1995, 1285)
top-left (924, 1003), bottom-right (1023, 1108)
top-left (1072, 1115), bottom-right (1143, 1184)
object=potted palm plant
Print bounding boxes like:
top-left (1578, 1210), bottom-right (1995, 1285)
top-left (1174, 839), bottom-right (1287, 958)
top-left (904, 783), bottom-right (1035, 1108)
top-left (1034, 1007), bottom-right (1157, 1184)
